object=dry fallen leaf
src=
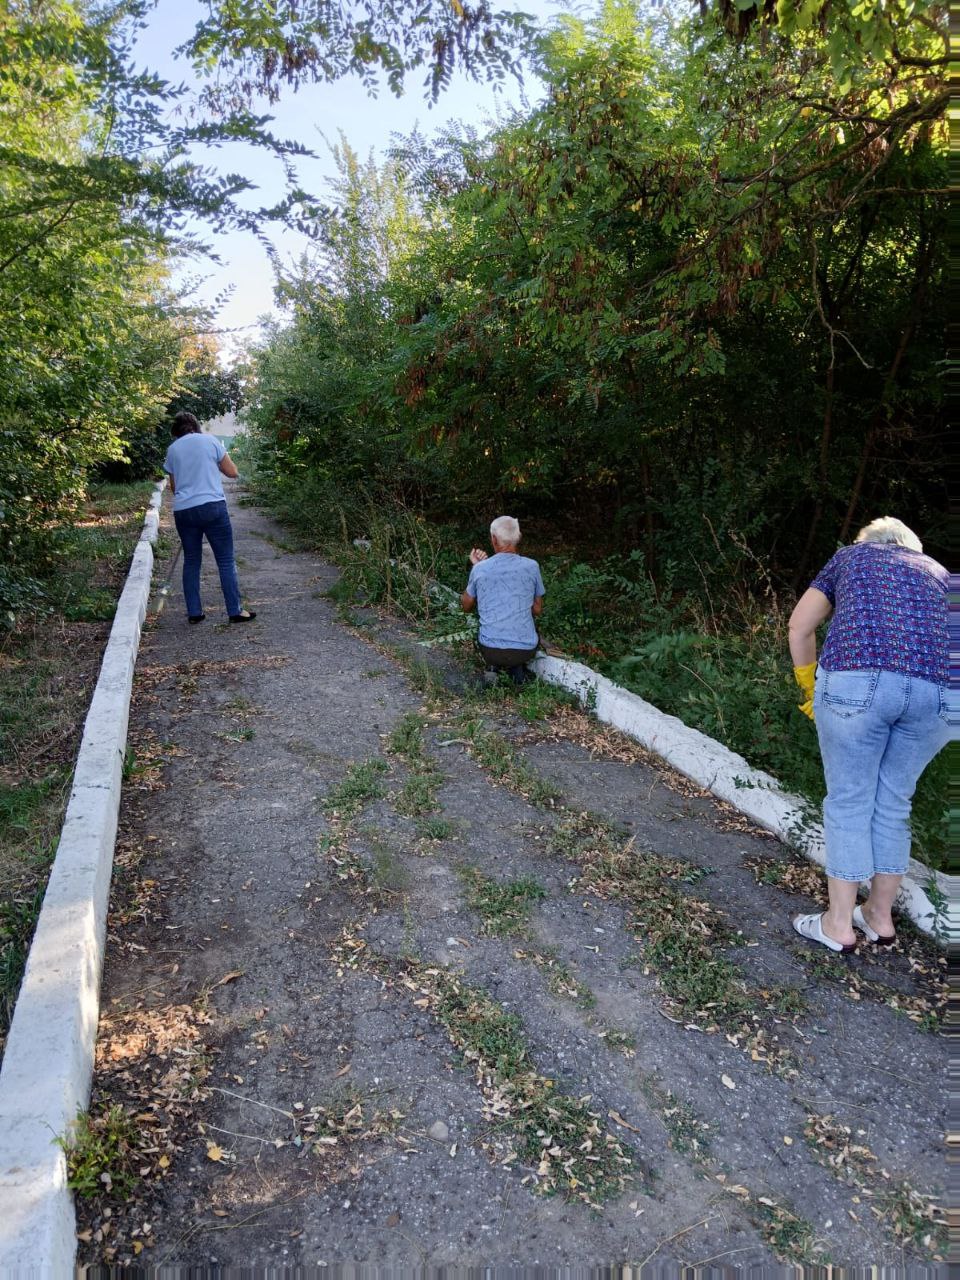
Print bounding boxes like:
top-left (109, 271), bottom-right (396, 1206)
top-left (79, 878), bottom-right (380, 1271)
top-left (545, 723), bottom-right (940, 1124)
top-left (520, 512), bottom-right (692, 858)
top-left (721, 1075), bottom-right (736, 1090)
top-left (157, 1154), bottom-right (170, 1169)
top-left (212, 1209), bottom-right (229, 1218)
top-left (608, 1109), bottom-right (643, 1134)
top-left (206, 1143), bottom-right (224, 1162)
top-left (783, 1136), bottom-right (793, 1146)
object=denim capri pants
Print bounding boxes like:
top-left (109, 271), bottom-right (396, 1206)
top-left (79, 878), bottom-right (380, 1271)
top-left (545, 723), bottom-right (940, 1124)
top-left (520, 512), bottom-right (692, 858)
top-left (814, 667), bottom-right (952, 882)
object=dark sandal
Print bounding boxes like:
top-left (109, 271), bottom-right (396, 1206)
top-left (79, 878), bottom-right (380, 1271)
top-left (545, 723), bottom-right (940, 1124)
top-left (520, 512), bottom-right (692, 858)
top-left (188, 614), bottom-right (206, 624)
top-left (229, 610), bottom-right (257, 623)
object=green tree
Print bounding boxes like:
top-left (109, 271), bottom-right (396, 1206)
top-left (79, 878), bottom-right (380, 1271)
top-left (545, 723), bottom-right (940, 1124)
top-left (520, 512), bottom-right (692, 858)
top-left (243, 0), bottom-right (945, 576)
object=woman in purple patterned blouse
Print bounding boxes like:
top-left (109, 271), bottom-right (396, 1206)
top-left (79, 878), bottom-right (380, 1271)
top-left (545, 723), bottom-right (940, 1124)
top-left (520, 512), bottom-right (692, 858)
top-left (787, 517), bottom-right (950, 952)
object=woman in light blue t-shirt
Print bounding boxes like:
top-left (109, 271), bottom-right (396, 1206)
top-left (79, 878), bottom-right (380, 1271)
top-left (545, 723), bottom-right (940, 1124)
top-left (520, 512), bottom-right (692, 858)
top-left (162, 412), bottom-right (256, 624)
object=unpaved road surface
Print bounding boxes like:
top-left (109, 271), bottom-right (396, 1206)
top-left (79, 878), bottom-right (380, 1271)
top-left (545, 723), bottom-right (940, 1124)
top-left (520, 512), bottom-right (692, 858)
top-left (77, 487), bottom-right (946, 1270)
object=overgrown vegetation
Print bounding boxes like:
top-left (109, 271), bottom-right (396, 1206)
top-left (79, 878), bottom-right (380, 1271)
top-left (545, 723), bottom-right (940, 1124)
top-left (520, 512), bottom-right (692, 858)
top-left (0, 483), bottom-right (158, 1051)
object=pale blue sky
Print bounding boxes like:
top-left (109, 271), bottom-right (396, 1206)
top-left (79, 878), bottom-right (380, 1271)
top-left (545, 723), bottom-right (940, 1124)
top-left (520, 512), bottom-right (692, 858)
top-left (136, 0), bottom-right (578, 354)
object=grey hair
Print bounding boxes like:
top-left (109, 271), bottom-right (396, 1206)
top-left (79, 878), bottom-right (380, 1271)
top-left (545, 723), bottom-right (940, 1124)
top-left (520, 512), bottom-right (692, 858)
top-left (854, 517), bottom-right (922, 553)
top-left (490, 515), bottom-right (521, 546)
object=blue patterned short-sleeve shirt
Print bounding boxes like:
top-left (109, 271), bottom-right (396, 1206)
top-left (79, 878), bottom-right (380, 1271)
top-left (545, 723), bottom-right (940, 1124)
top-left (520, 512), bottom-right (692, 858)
top-left (811, 542), bottom-right (947, 685)
top-left (466, 553), bottom-right (545, 650)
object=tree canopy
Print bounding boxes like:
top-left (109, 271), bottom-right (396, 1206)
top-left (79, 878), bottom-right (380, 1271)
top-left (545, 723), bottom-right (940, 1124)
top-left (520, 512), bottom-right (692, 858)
top-left (243, 0), bottom-right (946, 581)
top-left (1, 0), bottom-right (946, 615)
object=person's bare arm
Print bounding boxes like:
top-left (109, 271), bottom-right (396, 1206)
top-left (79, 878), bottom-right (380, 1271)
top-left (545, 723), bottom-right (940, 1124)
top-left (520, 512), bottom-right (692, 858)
top-left (788, 588), bottom-right (832, 666)
top-left (461, 592), bottom-right (476, 613)
top-left (532, 596), bottom-right (543, 618)
top-left (166, 472), bottom-right (175, 494)
top-left (219, 452), bottom-right (239, 478)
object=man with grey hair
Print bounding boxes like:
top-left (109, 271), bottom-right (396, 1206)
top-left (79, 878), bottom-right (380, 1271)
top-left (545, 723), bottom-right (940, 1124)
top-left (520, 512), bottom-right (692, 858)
top-left (461, 516), bottom-right (545, 686)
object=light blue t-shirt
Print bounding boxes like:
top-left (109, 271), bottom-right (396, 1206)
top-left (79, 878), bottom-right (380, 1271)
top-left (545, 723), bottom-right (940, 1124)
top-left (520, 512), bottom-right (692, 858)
top-left (163, 434), bottom-right (227, 512)
top-left (466, 553), bottom-right (545, 649)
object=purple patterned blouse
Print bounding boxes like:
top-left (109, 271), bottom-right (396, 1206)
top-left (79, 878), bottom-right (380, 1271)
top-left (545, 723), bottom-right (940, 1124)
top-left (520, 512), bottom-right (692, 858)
top-left (811, 542), bottom-right (947, 686)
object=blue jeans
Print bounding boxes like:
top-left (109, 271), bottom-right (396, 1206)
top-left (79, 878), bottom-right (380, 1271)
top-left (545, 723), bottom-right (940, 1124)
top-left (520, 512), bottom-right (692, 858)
top-left (814, 667), bottom-right (951, 881)
top-left (173, 500), bottom-right (242, 618)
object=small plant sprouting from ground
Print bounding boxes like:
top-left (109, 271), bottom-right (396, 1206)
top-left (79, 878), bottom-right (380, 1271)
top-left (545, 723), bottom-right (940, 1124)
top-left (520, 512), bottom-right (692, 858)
top-left (514, 946), bottom-right (596, 1009)
top-left (387, 712), bottom-right (427, 762)
top-left (321, 759), bottom-right (389, 819)
top-left (395, 773), bottom-right (441, 817)
top-left (217, 727), bottom-right (255, 743)
top-left (58, 1106), bottom-right (141, 1200)
top-left (415, 815), bottom-right (457, 842)
top-left (460, 867), bottom-right (546, 937)
top-left (752, 1198), bottom-right (819, 1262)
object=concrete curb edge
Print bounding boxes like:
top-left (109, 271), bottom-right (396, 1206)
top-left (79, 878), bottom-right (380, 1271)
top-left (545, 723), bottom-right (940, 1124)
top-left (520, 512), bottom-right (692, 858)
top-left (0, 479), bottom-right (167, 1277)
top-left (529, 654), bottom-right (949, 942)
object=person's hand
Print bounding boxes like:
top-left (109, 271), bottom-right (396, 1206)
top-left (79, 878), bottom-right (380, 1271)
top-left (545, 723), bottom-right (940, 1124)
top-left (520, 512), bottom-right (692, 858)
top-left (469, 548), bottom-right (487, 565)
top-left (793, 663), bottom-right (816, 721)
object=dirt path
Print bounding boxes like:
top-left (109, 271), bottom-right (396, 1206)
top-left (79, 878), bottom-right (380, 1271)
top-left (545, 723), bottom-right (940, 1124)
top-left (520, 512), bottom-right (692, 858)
top-left (77, 486), bottom-right (946, 1269)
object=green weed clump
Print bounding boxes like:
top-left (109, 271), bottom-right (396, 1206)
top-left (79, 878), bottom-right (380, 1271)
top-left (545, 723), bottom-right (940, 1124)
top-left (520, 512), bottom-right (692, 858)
top-left (58, 1106), bottom-right (141, 1200)
top-left (387, 712), bottom-right (427, 762)
top-left (415, 815), bottom-right (457, 842)
top-left (321, 759), bottom-right (389, 818)
top-left (460, 867), bottom-right (546, 937)
top-left (386, 711), bottom-right (445, 816)
top-left (395, 773), bottom-right (441, 817)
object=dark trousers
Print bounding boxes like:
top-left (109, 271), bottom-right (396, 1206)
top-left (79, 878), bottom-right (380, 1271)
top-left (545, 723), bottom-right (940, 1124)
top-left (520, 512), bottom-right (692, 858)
top-left (479, 642), bottom-right (539, 668)
top-left (173, 500), bottom-right (242, 617)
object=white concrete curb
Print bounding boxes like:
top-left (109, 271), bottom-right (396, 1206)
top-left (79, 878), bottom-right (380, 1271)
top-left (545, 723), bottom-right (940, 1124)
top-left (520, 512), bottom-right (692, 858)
top-left (0, 480), bottom-right (166, 1278)
top-left (530, 654), bottom-right (949, 941)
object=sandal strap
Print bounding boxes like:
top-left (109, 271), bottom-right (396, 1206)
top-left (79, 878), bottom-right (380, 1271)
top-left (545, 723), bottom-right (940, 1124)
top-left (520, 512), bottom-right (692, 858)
top-left (793, 912), bottom-right (855, 953)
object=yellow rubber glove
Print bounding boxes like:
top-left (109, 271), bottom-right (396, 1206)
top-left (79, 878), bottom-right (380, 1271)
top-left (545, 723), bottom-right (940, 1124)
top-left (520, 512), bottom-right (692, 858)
top-left (793, 663), bottom-right (816, 721)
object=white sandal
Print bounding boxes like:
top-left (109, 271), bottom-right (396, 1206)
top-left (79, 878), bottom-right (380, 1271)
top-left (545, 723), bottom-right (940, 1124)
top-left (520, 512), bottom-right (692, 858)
top-left (792, 912), bottom-right (857, 954)
top-left (852, 905), bottom-right (896, 946)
